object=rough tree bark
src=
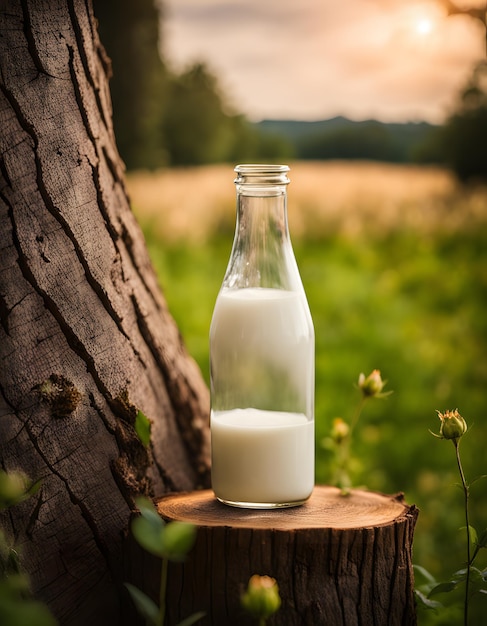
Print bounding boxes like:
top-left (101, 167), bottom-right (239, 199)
top-left (0, 1), bottom-right (210, 624)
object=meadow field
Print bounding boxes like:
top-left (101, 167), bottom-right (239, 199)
top-left (127, 161), bottom-right (487, 624)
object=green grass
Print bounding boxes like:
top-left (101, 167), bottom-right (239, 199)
top-left (141, 210), bottom-right (487, 625)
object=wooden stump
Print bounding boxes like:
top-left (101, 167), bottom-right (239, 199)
top-left (129, 486), bottom-right (418, 626)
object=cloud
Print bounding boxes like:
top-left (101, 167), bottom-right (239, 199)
top-left (163, 0), bottom-right (485, 122)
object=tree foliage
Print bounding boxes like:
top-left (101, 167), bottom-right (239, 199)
top-left (94, 0), bottom-right (291, 169)
top-left (95, 0), bottom-right (169, 169)
top-left (440, 61), bottom-right (487, 183)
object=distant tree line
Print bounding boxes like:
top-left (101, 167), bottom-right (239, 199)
top-left (257, 118), bottom-right (438, 164)
top-left (95, 1), bottom-right (486, 183)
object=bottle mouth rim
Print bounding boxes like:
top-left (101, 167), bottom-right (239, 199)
top-left (234, 164), bottom-right (290, 175)
top-left (234, 164), bottom-right (290, 186)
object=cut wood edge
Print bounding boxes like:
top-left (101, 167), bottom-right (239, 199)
top-left (156, 485), bottom-right (418, 530)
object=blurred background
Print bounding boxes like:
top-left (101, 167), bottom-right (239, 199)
top-left (95, 1), bottom-right (486, 623)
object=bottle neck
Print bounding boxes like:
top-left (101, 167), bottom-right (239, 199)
top-left (222, 165), bottom-right (297, 291)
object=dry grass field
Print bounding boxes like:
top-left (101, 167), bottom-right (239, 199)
top-left (127, 161), bottom-right (487, 241)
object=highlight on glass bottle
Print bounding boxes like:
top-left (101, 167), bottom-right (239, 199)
top-left (209, 164), bottom-right (315, 509)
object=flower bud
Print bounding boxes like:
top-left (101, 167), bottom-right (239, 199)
top-left (331, 417), bottom-right (349, 444)
top-left (358, 369), bottom-right (385, 397)
top-left (437, 409), bottom-right (467, 441)
top-left (241, 574), bottom-right (281, 620)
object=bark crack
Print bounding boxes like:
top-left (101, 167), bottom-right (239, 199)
top-left (88, 392), bottom-right (116, 436)
top-left (25, 486), bottom-right (44, 539)
top-left (101, 144), bottom-right (127, 196)
top-left (6, 194), bottom-right (150, 503)
top-left (358, 529), bottom-right (368, 626)
top-left (372, 526), bottom-right (382, 626)
top-left (222, 526), bottom-right (229, 619)
top-left (152, 454), bottom-right (178, 493)
top-left (2, 74), bottom-right (145, 364)
top-left (19, 412), bottom-right (113, 569)
top-left (2, 54), bottom-right (164, 505)
top-left (122, 224), bottom-right (162, 312)
top-left (65, 11), bottom-right (150, 310)
top-left (0, 292), bottom-right (10, 336)
top-left (389, 521), bottom-right (402, 620)
top-left (89, 158), bottom-right (120, 242)
top-left (20, 0), bottom-right (57, 79)
top-left (7, 198), bottom-right (106, 397)
top-left (67, 0), bottom-right (109, 131)
top-left (66, 15), bottom-right (159, 327)
top-left (66, 43), bottom-right (156, 372)
top-left (65, 26), bottom-right (164, 331)
top-left (67, 43), bottom-right (98, 145)
top-left (334, 530), bottom-right (346, 625)
top-left (0, 383), bottom-right (30, 452)
top-left (290, 530), bottom-right (300, 616)
top-left (130, 293), bottom-right (208, 482)
top-left (84, 0), bottom-right (112, 83)
top-left (0, 152), bottom-right (13, 188)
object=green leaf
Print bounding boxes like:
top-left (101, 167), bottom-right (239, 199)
top-left (462, 525), bottom-right (478, 548)
top-left (124, 583), bottom-right (159, 625)
top-left (428, 580), bottom-right (458, 597)
top-left (470, 474), bottom-right (487, 486)
top-left (177, 610), bottom-right (206, 626)
top-left (132, 497), bottom-right (176, 557)
top-left (135, 410), bottom-right (151, 447)
top-left (161, 522), bottom-right (197, 562)
top-left (132, 515), bottom-right (166, 557)
top-left (477, 528), bottom-right (487, 548)
top-left (135, 496), bottom-right (163, 525)
top-left (466, 566), bottom-right (484, 583)
top-left (0, 577), bottom-right (58, 626)
top-left (414, 588), bottom-right (443, 610)
top-left (0, 573), bottom-right (31, 596)
top-left (455, 567), bottom-right (468, 575)
top-left (0, 600), bottom-right (58, 626)
top-left (413, 564), bottom-right (438, 586)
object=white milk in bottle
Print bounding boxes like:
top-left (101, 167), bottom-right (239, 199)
top-left (210, 166), bottom-right (314, 508)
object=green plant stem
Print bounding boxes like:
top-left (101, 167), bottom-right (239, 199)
top-left (333, 396), bottom-right (368, 493)
top-left (454, 439), bottom-right (470, 626)
top-left (349, 396), bottom-right (367, 436)
top-left (158, 557), bottom-right (169, 626)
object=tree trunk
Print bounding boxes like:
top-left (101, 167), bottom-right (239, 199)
top-left (0, 1), bottom-right (210, 624)
top-left (130, 487), bottom-right (418, 625)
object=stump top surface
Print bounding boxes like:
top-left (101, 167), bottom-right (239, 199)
top-left (156, 485), bottom-right (410, 530)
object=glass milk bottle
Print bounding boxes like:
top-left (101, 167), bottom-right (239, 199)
top-left (210, 164), bottom-right (314, 508)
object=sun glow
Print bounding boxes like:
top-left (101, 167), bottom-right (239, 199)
top-left (415, 17), bottom-right (434, 36)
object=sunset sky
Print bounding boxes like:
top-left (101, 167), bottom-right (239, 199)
top-left (162, 0), bottom-right (486, 123)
